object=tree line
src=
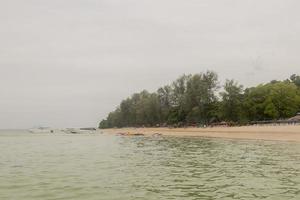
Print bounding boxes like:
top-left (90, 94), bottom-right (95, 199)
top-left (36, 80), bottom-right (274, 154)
top-left (99, 71), bottom-right (300, 128)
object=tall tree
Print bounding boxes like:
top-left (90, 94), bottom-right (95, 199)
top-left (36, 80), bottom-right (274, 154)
top-left (220, 80), bottom-right (244, 122)
top-left (157, 85), bottom-right (172, 123)
top-left (185, 71), bottom-right (219, 124)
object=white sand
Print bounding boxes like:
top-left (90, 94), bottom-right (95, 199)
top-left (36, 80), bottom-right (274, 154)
top-left (102, 125), bottom-right (300, 142)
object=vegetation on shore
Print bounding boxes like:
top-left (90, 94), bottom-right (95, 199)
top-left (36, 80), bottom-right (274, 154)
top-left (99, 72), bottom-right (300, 129)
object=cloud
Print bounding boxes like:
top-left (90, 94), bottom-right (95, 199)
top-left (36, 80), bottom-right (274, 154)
top-left (0, 0), bottom-right (300, 128)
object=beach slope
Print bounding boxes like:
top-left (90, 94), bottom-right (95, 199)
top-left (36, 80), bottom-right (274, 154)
top-left (102, 125), bottom-right (300, 142)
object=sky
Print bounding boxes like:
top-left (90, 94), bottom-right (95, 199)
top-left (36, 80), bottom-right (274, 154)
top-left (0, 0), bottom-right (299, 128)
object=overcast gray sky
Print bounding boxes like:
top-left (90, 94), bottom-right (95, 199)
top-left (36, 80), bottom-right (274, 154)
top-left (0, 0), bottom-right (299, 128)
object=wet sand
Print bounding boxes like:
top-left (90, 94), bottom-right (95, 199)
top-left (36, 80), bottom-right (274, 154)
top-left (102, 125), bottom-right (300, 142)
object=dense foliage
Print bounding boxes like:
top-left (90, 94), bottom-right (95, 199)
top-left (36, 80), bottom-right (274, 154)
top-left (99, 72), bottom-right (300, 128)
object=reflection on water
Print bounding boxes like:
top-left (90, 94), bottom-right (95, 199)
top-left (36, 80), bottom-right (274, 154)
top-left (0, 131), bottom-right (299, 200)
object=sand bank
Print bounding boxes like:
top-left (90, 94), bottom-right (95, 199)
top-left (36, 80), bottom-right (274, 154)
top-left (102, 125), bottom-right (300, 142)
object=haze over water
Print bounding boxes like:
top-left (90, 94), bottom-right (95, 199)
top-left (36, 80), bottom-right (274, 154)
top-left (0, 130), bottom-right (299, 200)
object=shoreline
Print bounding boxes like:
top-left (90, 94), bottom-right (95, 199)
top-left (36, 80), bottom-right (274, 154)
top-left (102, 125), bottom-right (300, 142)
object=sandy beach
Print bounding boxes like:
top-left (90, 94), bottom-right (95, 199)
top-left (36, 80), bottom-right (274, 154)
top-left (102, 125), bottom-right (300, 142)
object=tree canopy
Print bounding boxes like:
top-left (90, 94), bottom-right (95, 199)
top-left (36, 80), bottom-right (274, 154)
top-left (99, 72), bottom-right (300, 128)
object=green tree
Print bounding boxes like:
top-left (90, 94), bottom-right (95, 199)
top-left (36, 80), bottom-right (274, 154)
top-left (290, 74), bottom-right (300, 87)
top-left (99, 72), bottom-right (300, 129)
top-left (157, 85), bottom-right (172, 123)
top-left (220, 80), bottom-right (244, 122)
top-left (268, 82), bottom-right (300, 118)
top-left (244, 81), bottom-right (300, 120)
top-left (185, 71), bottom-right (219, 124)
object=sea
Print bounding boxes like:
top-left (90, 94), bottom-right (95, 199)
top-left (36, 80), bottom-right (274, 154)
top-left (0, 130), bottom-right (299, 200)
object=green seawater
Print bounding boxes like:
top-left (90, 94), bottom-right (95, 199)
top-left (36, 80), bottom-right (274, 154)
top-left (0, 130), bottom-right (299, 200)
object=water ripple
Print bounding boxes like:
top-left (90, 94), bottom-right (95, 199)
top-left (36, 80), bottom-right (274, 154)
top-left (0, 132), bottom-right (299, 199)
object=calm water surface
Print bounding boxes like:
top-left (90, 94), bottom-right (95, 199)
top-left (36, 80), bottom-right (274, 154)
top-left (0, 130), bottom-right (300, 200)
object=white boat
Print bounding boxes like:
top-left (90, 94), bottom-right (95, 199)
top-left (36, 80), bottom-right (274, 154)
top-left (28, 127), bottom-right (54, 133)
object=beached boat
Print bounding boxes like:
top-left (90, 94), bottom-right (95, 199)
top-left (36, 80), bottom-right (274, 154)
top-left (63, 128), bottom-right (79, 134)
top-left (28, 127), bottom-right (54, 133)
top-left (63, 128), bottom-right (96, 134)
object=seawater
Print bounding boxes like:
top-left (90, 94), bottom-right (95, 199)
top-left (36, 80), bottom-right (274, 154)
top-left (0, 130), bottom-right (299, 200)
